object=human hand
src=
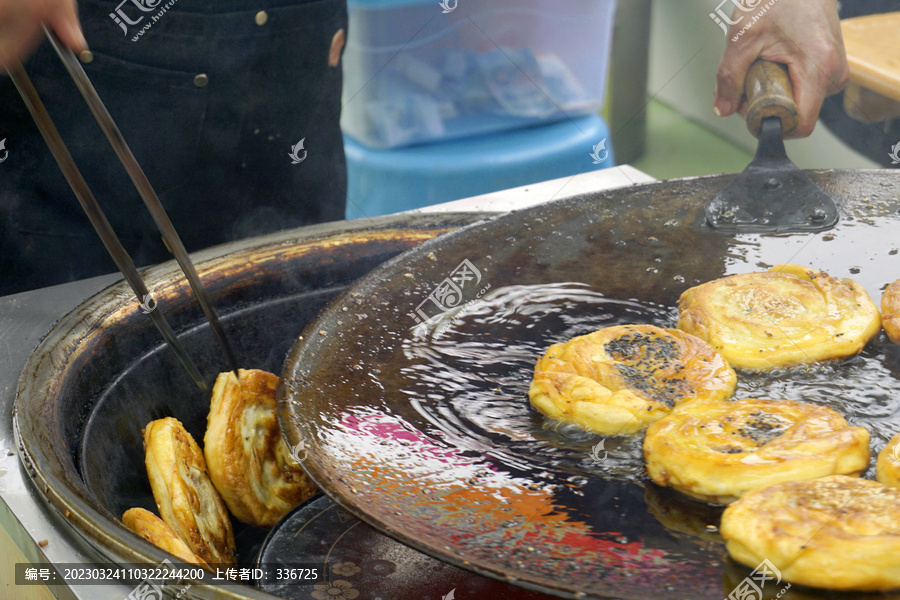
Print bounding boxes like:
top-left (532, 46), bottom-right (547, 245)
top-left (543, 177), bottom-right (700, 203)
top-left (0, 0), bottom-right (86, 70)
top-left (713, 0), bottom-right (848, 138)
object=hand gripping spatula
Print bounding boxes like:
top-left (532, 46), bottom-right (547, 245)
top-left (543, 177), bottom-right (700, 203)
top-left (706, 60), bottom-right (839, 233)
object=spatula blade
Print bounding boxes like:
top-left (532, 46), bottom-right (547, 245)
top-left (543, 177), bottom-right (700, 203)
top-left (706, 117), bottom-right (838, 233)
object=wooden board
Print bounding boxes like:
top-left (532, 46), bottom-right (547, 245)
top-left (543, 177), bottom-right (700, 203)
top-left (841, 12), bottom-right (900, 102)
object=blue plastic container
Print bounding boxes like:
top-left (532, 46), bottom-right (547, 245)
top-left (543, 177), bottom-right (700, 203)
top-left (341, 0), bottom-right (617, 149)
top-left (344, 113), bottom-right (614, 219)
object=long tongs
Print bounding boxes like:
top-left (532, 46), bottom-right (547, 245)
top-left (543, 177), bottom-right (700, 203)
top-left (7, 28), bottom-right (240, 393)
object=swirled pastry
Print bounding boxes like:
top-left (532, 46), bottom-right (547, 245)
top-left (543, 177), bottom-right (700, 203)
top-left (721, 475), bottom-right (900, 591)
top-left (144, 417), bottom-right (236, 566)
top-left (122, 507), bottom-right (207, 567)
top-left (204, 369), bottom-right (317, 527)
top-left (644, 398), bottom-right (869, 504)
top-left (876, 433), bottom-right (900, 488)
top-left (677, 264), bottom-right (881, 370)
top-left (528, 324), bottom-right (737, 435)
top-left (882, 278), bottom-right (900, 344)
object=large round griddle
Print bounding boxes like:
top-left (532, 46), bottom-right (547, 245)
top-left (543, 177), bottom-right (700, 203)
top-left (279, 170), bottom-right (900, 600)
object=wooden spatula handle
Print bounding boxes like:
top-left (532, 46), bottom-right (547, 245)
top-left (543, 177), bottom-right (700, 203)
top-left (744, 59), bottom-right (798, 138)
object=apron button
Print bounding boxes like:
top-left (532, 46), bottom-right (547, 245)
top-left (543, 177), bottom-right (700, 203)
top-left (255, 10), bottom-right (268, 26)
top-left (193, 73), bottom-right (209, 88)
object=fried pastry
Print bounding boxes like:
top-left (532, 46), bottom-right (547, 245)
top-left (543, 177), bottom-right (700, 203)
top-left (677, 264), bottom-right (881, 369)
top-left (721, 475), bottom-right (900, 591)
top-left (883, 278), bottom-right (900, 343)
top-left (144, 417), bottom-right (236, 565)
top-left (528, 324), bottom-right (737, 435)
top-left (204, 369), bottom-right (317, 527)
top-left (876, 433), bottom-right (900, 488)
top-left (122, 507), bottom-right (207, 567)
top-left (644, 398), bottom-right (869, 504)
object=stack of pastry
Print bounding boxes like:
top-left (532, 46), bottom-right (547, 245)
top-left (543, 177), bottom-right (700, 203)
top-left (122, 369), bottom-right (317, 566)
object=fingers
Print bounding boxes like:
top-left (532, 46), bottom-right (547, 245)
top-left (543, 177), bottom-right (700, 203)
top-left (47, 0), bottom-right (88, 54)
top-left (714, 39), bottom-right (764, 118)
top-left (0, 0), bottom-right (85, 70)
top-left (780, 44), bottom-right (847, 138)
top-left (787, 64), bottom-right (826, 139)
top-left (713, 0), bottom-right (848, 139)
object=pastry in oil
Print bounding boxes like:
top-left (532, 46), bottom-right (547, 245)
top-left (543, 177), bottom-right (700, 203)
top-left (204, 369), bottom-right (317, 527)
top-left (677, 264), bottom-right (880, 369)
top-left (877, 432), bottom-right (900, 488)
top-left (644, 398), bottom-right (869, 504)
top-left (528, 324), bottom-right (736, 435)
top-left (882, 278), bottom-right (900, 344)
top-left (721, 475), bottom-right (900, 591)
top-left (122, 507), bottom-right (207, 567)
top-left (143, 417), bottom-right (236, 566)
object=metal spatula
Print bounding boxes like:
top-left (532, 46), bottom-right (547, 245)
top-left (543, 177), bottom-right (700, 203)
top-left (705, 60), bottom-right (839, 233)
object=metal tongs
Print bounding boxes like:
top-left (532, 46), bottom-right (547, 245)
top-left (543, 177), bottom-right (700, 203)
top-left (7, 27), bottom-right (240, 393)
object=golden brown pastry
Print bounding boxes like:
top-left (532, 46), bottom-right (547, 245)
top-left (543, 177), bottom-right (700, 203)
top-left (122, 507), bottom-right (208, 567)
top-left (144, 417), bottom-right (236, 566)
top-left (644, 398), bottom-right (870, 504)
top-left (528, 324), bottom-right (737, 435)
top-left (677, 264), bottom-right (881, 370)
top-left (877, 433), bottom-right (900, 488)
top-left (721, 475), bottom-right (900, 591)
top-left (204, 369), bottom-right (317, 527)
top-left (882, 278), bottom-right (900, 343)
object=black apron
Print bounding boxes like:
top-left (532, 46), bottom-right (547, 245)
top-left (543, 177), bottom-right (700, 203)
top-left (0, 0), bottom-right (347, 295)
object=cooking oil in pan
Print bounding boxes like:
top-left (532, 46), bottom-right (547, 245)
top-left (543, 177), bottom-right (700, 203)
top-left (401, 281), bottom-right (900, 484)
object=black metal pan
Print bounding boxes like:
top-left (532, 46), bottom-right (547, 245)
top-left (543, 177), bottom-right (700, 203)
top-left (278, 169), bottom-right (900, 600)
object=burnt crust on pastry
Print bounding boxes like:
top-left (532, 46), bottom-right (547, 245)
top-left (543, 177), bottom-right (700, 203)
top-left (528, 324), bottom-right (736, 435)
